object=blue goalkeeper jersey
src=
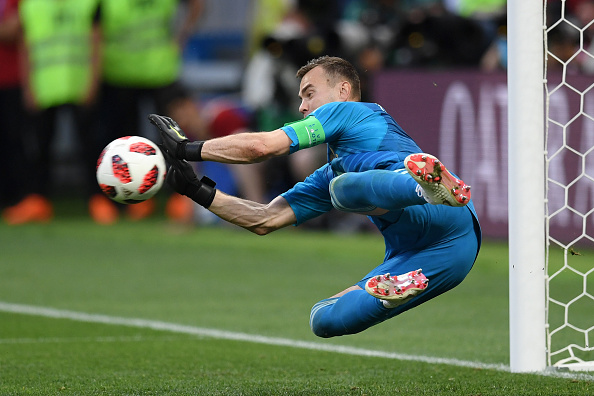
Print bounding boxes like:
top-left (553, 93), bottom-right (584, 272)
top-left (280, 101), bottom-right (478, 234)
top-left (281, 101), bottom-right (421, 161)
top-left (280, 101), bottom-right (416, 222)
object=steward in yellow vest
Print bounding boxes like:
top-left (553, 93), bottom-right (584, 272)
top-left (13, 0), bottom-right (103, 225)
top-left (20, 0), bottom-right (101, 109)
top-left (101, 0), bottom-right (179, 87)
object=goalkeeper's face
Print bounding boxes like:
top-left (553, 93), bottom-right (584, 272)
top-left (298, 66), bottom-right (350, 117)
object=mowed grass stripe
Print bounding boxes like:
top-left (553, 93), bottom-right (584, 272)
top-left (0, 301), bottom-right (506, 371)
top-left (6, 300), bottom-right (594, 383)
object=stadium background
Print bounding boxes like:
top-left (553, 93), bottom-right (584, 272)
top-left (43, 0), bottom-right (525, 239)
top-left (38, 0), bottom-right (589, 241)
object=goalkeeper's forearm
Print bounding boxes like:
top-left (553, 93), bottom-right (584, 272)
top-left (197, 130), bottom-right (291, 164)
top-left (207, 192), bottom-right (296, 236)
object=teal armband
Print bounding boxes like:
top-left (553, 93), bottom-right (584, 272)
top-left (284, 116), bottom-right (326, 150)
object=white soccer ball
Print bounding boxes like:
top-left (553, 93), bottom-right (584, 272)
top-left (96, 136), bottom-right (166, 204)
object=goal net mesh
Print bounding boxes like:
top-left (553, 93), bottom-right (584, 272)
top-left (545, 0), bottom-right (594, 370)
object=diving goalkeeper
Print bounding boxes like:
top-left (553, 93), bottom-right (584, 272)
top-left (149, 55), bottom-right (481, 338)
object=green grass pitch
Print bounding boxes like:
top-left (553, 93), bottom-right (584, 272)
top-left (0, 214), bottom-right (592, 395)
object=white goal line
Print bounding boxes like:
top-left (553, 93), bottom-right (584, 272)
top-left (0, 301), bottom-right (591, 381)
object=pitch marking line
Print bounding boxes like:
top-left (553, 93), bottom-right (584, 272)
top-left (0, 335), bottom-right (190, 345)
top-left (0, 302), bottom-right (591, 380)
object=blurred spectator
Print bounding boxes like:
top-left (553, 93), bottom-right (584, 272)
top-left (3, 0), bottom-right (101, 225)
top-left (479, 13), bottom-right (506, 72)
top-left (386, 2), bottom-right (492, 68)
top-left (337, 1), bottom-right (506, 70)
top-left (547, 25), bottom-right (580, 73)
top-left (573, 0), bottom-right (594, 74)
top-left (444, 0), bottom-right (506, 18)
top-left (243, 0), bottom-right (341, 199)
top-left (545, 0), bottom-right (582, 73)
top-left (444, 0), bottom-right (506, 40)
top-left (247, 0), bottom-right (293, 57)
top-left (340, 0), bottom-right (405, 52)
top-left (337, 0), bottom-right (407, 98)
top-left (96, 0), bottom-right (207, 224)
top-left (0, 0), bottom-right (28, 211)
top-left (548, 0), bottom-right (593, 20)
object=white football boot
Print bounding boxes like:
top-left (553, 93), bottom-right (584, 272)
top-left (405, 153), bottom-right (471, 207)
top-left (365, 269), bottom-right (429, 308)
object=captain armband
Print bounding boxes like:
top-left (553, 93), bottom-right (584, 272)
top-left (284, 116), bottom-right (326, 150)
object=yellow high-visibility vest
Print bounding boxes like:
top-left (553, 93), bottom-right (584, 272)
top-left (101, 0), bottom-right (180, 87)
top-left (20, 0), bottom-right (99, 108)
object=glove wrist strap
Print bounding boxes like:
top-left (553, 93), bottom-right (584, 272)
top-left (182, 141), bottom-right (204, 161)
top-left (187, 176), bottom-right (216, 208)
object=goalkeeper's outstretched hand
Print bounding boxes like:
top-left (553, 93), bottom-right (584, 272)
top-left (160, 146), bottom-right (216, 208)
top-left (148, 114), bottom-right (204, 161)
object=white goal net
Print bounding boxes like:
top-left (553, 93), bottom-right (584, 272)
top-left (545, 0), bottom-right (594, 371)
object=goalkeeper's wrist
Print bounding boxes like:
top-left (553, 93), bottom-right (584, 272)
top-left (180, 141), bottom-right (204, 161)
top-left (187, 176), bottom-right (216, 207)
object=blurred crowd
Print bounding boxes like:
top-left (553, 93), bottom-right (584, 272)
top-left (0, 0), bottom-right (592, 229)
top-left (547, 0), bottom-right (594, 74)
top-left (0, 0), bottom-right (206, 226)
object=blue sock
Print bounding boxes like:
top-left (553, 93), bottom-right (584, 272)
top-left (310, 290), bottom-right (390, 338)
top-left (329, 170), bottom-right (425, 213)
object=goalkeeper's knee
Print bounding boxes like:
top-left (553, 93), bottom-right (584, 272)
top-left (329, 173), bottom-right (377, 213)
top-left (309, 298), bottom-right (339, 338)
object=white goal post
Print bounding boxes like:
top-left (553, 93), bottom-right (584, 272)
top-left (509, 0), bottom-right (594, 373)
top-left (508, 0), bottom-right (547, 373)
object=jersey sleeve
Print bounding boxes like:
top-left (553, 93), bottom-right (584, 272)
top-left (281, 116), bottom-right (326, 154)
top-left (280, 102), bottom-right (364, 154)
top-left (280, 164), bottom-right (335, 225)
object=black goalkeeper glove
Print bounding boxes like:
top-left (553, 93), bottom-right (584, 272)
top-left (161, 147), bottom-right (216, 208)
top-left (148, 114), bottom-right (204, 161)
